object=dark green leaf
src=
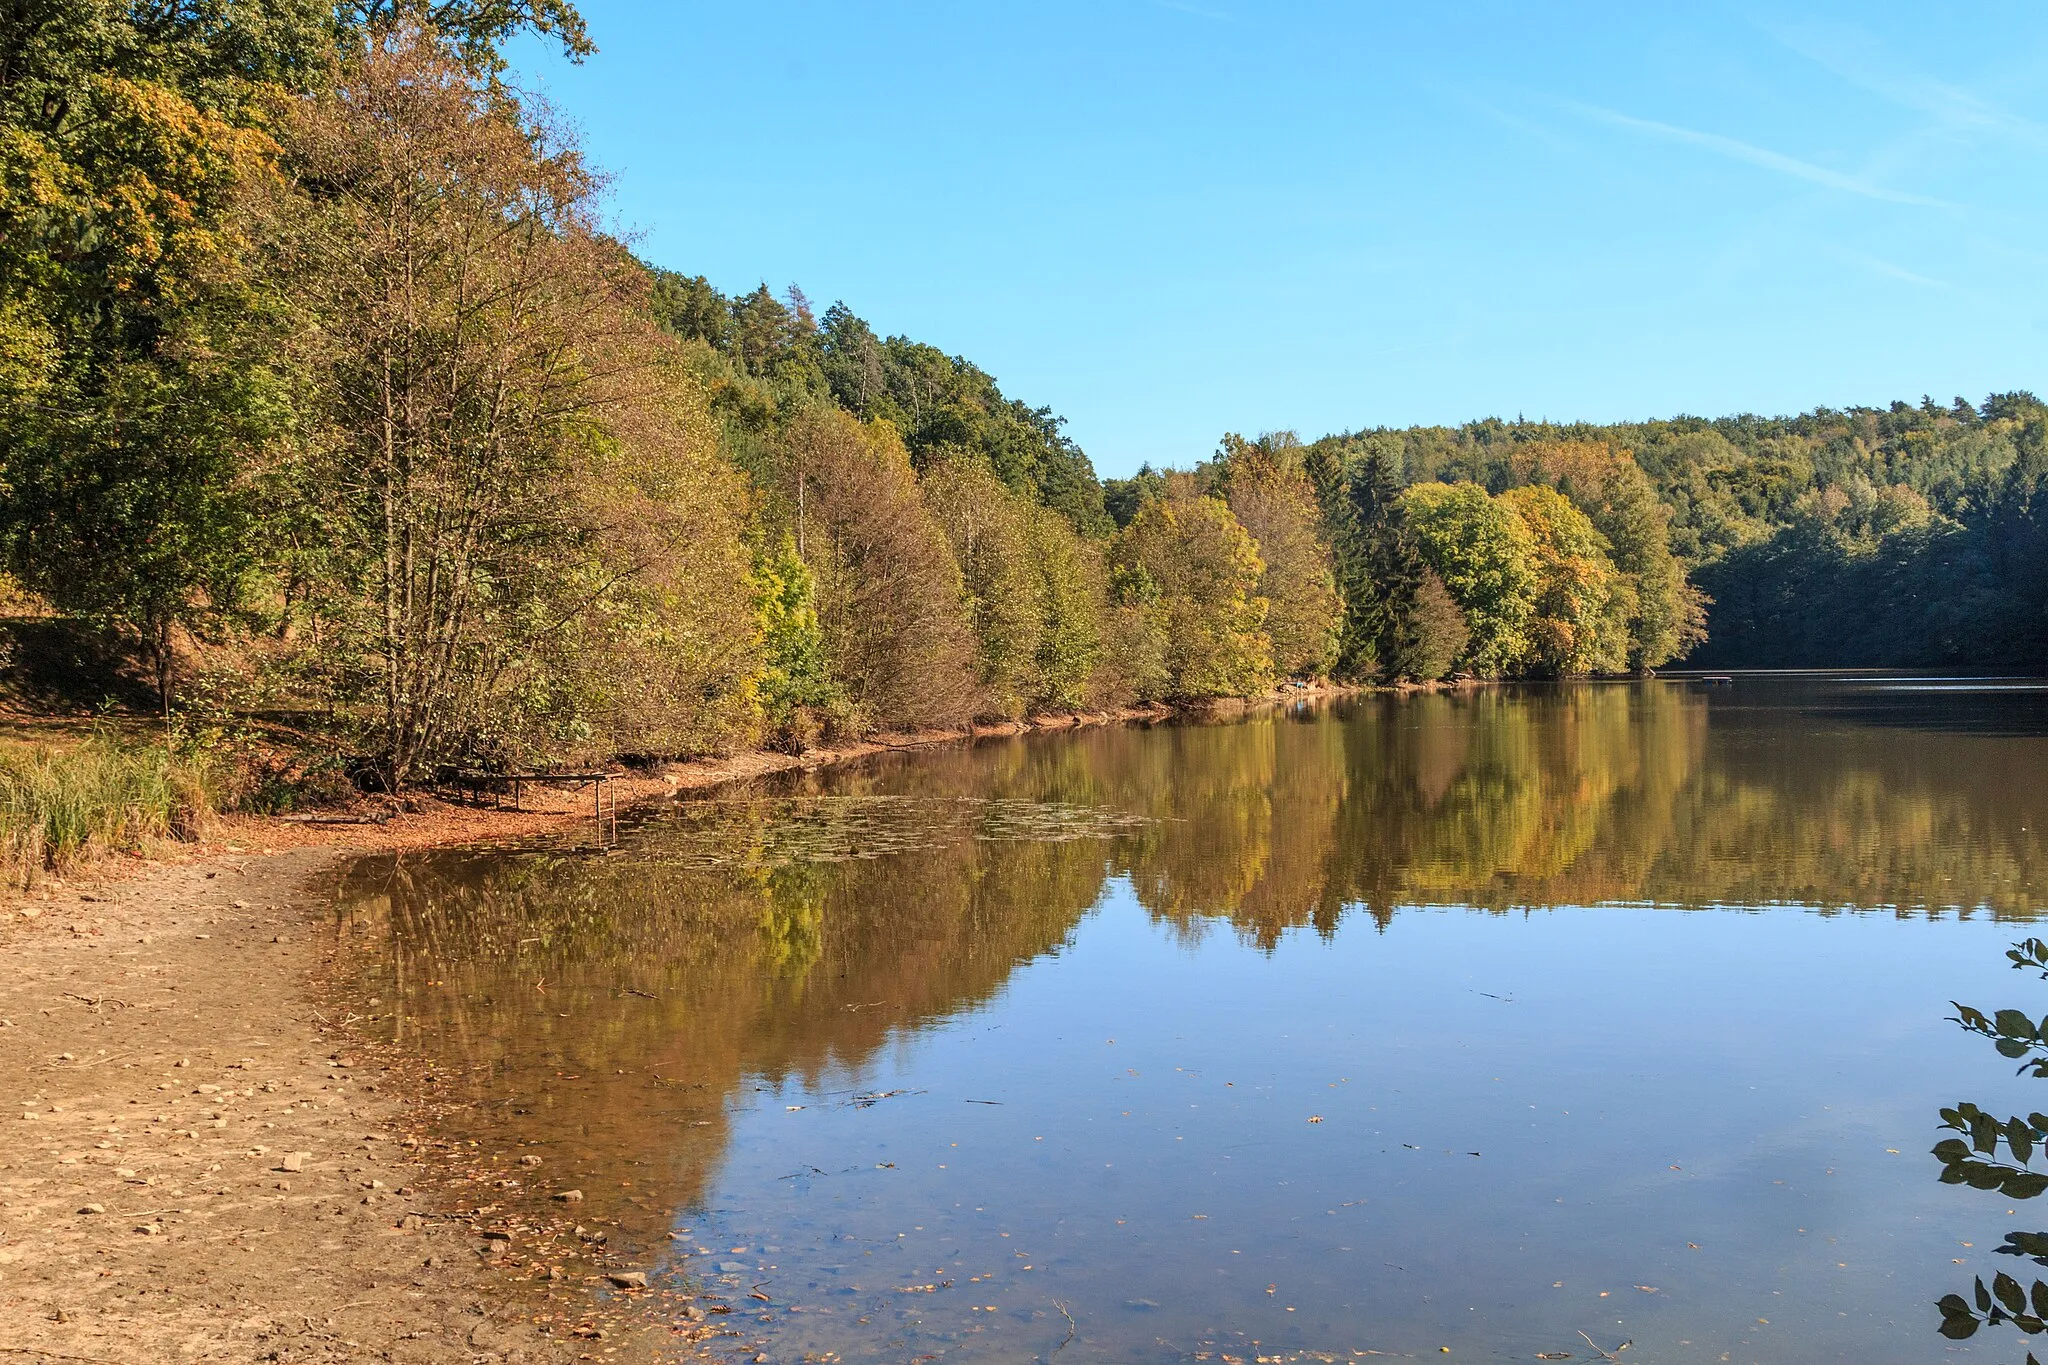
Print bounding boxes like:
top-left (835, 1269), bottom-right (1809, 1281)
top-left (1975, 1112), bottom-right (2002, 1154)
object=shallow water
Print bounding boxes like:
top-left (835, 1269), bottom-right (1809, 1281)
top-left (333, 675), bottom-right (2048, 1362)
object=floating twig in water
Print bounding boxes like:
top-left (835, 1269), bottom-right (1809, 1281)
top-left (1577, 1331), bottom-right (1631, 1361)
top-left (1050, 1298), bottom-right (1078, 1357)
top-left (848, 1088), bottom-right (923, 1108)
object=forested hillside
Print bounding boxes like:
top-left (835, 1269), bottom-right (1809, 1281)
top-left (2, 1), bottom-right (2034, 803)
top-left (1295, 396), bottom-right (2048, 668)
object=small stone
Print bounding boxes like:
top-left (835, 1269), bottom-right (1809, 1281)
top-left (552, 1188), bottom-right (583, 1202)
top-left (605, 1271), bottom-right (648, 1290)
top-left (77, 1203), bottom-right (105, 1214)
top-left (232, 900), bottom-right (249, 909)
top-left (518, 1154), bottom-right (543, 1167)
top-left (57, 1052), bottom-right (74, 1061)
top-left (277, 1151), bottom-right (309, 1172)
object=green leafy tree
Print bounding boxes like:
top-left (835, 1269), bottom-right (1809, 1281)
top-left (260, 33), bottom-right (756, 780)
top-left (0, 0), bottom-right (332, 706)
top-left (1499, 484), bottom-right (1625, 676)
top-left (1109, 476), bottom-right (1272, 699)
top-left (751, 535), bottom-right (839, 751)
top-left (1508, 440), bottom-right (1703, 669)
top-left (340, 0), bottom-right (593, 71)
top-left (921, 459), bottom-right (1046, 718)
top-left (1027, 506), bottom-right (1106, 709)
top-left (1401, 481), bottom-right (1537, 677)
top-left (779, 408), bottom-right (978, 731)
top-left (1213, 435), bottom-right (1341, 679)
top-left (1104, 464), bottom-right (1168, 529)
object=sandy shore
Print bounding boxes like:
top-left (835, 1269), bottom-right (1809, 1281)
top-left (0, 835), bottom-right (749, 1363)
top-left (0, 693), bottom-right (1359, 1362)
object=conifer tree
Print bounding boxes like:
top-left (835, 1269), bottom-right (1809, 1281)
top-left (1339, 454), bottom-right (1432, 680)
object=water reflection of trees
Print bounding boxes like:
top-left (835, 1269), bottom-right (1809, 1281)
top-left (332, 801), bottom-right (1116, 1248)
top-left (1055, 683), bottom-right (2048, 944)
top-left (331, 682), bottom-right (2048, 1248)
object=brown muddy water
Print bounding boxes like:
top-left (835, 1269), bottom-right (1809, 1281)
top-left (330, 675), bottom-right (2048, 1363)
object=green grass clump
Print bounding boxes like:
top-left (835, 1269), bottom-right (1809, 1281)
top-left (0, 736), bottom-right (221, 889)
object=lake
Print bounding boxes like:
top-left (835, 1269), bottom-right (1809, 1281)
top-left (329, 674), bottom-right (2048, 1363)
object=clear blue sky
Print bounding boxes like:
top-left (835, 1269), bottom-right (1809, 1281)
top-left (509, 2), bottom-right (2048, 478)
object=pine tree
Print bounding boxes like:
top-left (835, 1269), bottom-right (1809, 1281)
top-left (1339, 454), bottom-right (1431, 680)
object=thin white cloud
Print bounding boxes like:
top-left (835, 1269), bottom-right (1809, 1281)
top-left (1767, 21), bottom-right (2048, 152)
top-left (1570, 101), bottom-right (1957, 209)
top-left (1844, 252), bottom-right (1946, 288)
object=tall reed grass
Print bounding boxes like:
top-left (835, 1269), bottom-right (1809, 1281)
top-left (0, 736), bottom-right (221, 889)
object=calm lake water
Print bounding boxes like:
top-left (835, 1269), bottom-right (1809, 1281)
top-left (333, 674), bottom-right (2048, 1363)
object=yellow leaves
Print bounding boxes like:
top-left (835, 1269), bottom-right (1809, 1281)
top-left (8, 71), bottom-right (284, 306)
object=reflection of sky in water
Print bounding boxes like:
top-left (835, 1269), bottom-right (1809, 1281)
top-left (332, 676), bottom-right (2048, 1363)
top-left (664, 901), bottom-right (2027, 1364)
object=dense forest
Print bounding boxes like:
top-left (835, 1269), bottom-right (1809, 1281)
top-left (3, 2), bottom-right (2040, 796)
top-left (1289, 395), bottom-right (2048, 669)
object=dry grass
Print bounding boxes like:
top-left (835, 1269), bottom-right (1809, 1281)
top-left (0, 734), bottom-right (221, 889)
